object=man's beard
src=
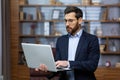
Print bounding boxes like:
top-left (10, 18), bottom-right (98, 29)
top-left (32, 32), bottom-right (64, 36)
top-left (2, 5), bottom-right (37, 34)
top-left (66, 23), bottom-right (80, 35)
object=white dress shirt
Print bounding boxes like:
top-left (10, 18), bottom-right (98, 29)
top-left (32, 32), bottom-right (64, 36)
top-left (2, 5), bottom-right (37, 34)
top-left (67, 29), bottom-right (83, 80)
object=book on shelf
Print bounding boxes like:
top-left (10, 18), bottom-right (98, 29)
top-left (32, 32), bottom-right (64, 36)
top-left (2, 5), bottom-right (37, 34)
top-left (50, 0), bottom-right (56, 5)
top-left (44, 22), bottom-right (50, 35)
top-left (19, 0), bottom-right (27, 5)
top-left (37, 9), bottom-right (42, 20)
top-left (91, 0), bottom-right (101, 5)
top-left (101, 8), bottom-right (108, 20)
top-left (81, 0), bottom-right (91, 5)
top-left (20, 12), bottom-right (33, 20)
top-left (19, 11), bottom-right (26, 20)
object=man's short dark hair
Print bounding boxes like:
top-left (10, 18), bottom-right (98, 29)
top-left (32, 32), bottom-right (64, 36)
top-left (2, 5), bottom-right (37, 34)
top-left (64, 6), bottom-right (83, 19)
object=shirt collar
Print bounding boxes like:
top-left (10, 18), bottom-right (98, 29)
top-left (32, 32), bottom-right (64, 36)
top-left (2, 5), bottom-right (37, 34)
top-left (69, 29), bottom-right (83, 38)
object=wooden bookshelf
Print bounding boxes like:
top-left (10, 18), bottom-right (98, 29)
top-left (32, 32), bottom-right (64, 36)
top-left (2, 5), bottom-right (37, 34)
top-left (10, 0), bottom-right (120, 80)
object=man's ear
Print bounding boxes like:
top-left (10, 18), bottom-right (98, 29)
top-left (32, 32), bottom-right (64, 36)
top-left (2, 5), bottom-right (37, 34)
top-left (78, 18), bottom-right (83, 24)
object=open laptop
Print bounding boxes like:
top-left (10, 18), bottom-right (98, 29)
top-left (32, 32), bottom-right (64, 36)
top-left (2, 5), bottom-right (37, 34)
top-left (21, 43), bottom-right (70, 72)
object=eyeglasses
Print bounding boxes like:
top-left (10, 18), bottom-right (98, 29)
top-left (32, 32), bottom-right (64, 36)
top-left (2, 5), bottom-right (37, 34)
top-left (64, 19), bottom-right (77, 24)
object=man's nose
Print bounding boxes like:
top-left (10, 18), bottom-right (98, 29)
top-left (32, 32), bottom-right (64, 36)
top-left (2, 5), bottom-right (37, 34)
top-left (65, 21), bottom-right (70, 26)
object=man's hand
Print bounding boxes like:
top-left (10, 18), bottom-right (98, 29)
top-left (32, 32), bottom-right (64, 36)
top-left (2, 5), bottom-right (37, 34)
top-left (55, 60), bottom-right (69, 68)
top-left (35, 64), bottom-right (48, 72)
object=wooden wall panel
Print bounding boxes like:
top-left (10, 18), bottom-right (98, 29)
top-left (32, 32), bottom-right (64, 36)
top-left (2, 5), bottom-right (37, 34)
top-left (10, 0), bottom-right (19, 80)
top-left (95, 67), bottom-right (120, 80)
top-left (10, 0), bottom-right (30, 80)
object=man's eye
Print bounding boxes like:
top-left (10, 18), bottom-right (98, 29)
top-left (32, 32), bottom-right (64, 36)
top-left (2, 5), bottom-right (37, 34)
top-left (64, 19), bottom-right (73, 22)
top-left (64, 20), bottom-right (67, 22)
top-left (68, 19), bottom-right (73, 22)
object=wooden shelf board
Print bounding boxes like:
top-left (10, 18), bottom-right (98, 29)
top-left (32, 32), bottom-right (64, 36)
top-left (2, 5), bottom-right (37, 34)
top-left (101, 51), bottom-right (120, 55)
top-left (98, 36), bottom-right (120, 39)
top-left (19, 20), bottom-right (120, 23)
top-left (19, 4), bottom-right (120, 7)
top-left (19, 35), bottom-right (60, 38)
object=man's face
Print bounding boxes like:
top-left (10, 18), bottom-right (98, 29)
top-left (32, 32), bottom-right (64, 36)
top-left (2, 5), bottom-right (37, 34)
top-left (64, 12), bottom-right (82, 35)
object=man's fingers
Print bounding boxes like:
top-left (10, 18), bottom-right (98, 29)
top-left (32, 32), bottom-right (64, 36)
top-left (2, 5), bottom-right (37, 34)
top-left (35, 68), bottom-right (39, 71)
top-left (39, 64), bottom-right (48, 72)
top-left (55, 61), bottom-right (68, 68)
top-left (35, 64), bottom-right (48, 72)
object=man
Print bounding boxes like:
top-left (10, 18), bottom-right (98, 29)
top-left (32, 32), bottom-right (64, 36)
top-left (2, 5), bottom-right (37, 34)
top-left (36, 6), bottom-right (100, 80)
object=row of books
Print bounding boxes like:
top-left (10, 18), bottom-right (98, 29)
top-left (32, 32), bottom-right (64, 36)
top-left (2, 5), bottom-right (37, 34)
top-left (20, 7), bottom-right (101, 20)
top-left (20, 0), bottom-right (119, 5)
top-left (22, 22), bottom-right (50, 35)
top-left (20, 0), bottom-right (102, 5)
top-left (20, 10), bottom-right (42, 20)
top-left (21, 6), bottom-right (119, 21)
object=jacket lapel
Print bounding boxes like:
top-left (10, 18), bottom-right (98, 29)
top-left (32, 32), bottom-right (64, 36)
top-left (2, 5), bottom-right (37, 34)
top-left (64, 35), bottom-right (69, 60)
top-left (75, 31), bottom-right (86, 60)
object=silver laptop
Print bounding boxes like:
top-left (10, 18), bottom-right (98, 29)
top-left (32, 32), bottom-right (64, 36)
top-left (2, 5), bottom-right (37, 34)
top-left (21, 43), bottom-right (70, 72)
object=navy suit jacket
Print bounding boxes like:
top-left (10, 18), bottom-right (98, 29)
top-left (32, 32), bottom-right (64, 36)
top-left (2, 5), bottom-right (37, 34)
top-left (55, 31), bottom-right (100, 80)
